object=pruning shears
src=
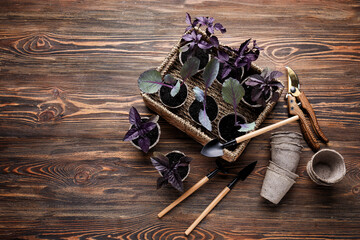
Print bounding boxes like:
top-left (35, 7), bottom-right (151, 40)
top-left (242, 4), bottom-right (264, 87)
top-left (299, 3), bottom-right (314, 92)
top-left (286, 66), bottom-right (329, 151)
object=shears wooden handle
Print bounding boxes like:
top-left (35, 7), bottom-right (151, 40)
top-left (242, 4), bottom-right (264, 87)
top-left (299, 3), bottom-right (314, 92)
top-left (288, 94), bottom-right (328, 152)
top-left (297, 92), bottom-right (329, 143)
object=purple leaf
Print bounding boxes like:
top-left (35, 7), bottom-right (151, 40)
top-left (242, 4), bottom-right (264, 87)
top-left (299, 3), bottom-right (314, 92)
top-left (269, 81), bottom-right (285, 89)
top-left (151, 152), bottom-right (170, 173)
top-left (182, 33), bottom-right (194, 42)
top-left (129, 107), bottom-right (141, 127)
top-left (141, 121), bottom-right (157, 133)
top-left (251, 87), bottom-right (263, 102)
top-left (203, 58), bottom-right (220, 88)
top-left (238, 39), bottom-right (251, 56)
top-left (184, 26), bottom-right (193, 32)
top-left (217, 50), bottom-right (229, 63)
top-left (198, 40), bottom-right (213, 50)
top-left (214, 23), bottom-right (226, 33)
top-left (179, 156), bottom-right (192, 167)
top-left (123, 127), bottom-right (140, 141)
top-left (167, 171), bottom-right (184, 192)
top-left (221, 65), bottom-right (232, 79)
top-left (157, 177), bottom-right (168, 189)
top-left (138, 137), bottom-right (150, 153)
top-left (199, 109), bottom-right (212, 131)
top-left (185, 12), bottom-right (192, 25)
top-left (269, 71), bottom-right (284, 81)
top-left (209, 36), bottom-right (219, 48)
top-left (246, 68), bottom-right (284, 106)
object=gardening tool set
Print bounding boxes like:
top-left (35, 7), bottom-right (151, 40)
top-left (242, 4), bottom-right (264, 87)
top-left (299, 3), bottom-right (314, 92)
top-left (153, 66), bottom-right (346, 234)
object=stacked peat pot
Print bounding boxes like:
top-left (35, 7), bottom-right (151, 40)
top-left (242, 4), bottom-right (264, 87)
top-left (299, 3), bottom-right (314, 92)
top-left (261, 131), bottom-right (303, 204)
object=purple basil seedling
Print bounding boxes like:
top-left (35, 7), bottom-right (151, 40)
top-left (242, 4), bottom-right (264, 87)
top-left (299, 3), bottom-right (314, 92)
top-left (181, 13), bottom-right (226, 61)
top-left (123, 107), bottom-right (158, 153)
top-left (151, 152), bottom-right (192, 192)
top-left (245, 68), bottom-right (284, 107)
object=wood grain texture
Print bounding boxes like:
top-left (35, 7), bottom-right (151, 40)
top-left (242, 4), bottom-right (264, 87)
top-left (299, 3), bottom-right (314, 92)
top-left (0, 0), bottom-right (359, 239)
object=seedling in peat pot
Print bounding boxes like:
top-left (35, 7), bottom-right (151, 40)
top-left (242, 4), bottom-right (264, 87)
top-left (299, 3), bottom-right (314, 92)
top-left (151, 151), bottom-right (192, 192)
top-left (244, 68), bottom-right (284, 107)
top-left (180, 13), bottom-right (226, 70)
top-left (192, 58), bottom-right (220, 131)
top-left (138, 57), bottom-right (200, 109)
top-left (123, 107), bottom-right (160, 153)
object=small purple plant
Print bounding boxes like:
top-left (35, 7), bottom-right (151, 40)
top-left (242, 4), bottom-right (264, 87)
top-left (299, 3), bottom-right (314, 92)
top-left (234, 39), bottom-right (262, 71)
top-left (151, 152), bottom-right (192, 192)
top-left (123, 107), bottom-right (158, 153)
top-left (181, 13), bottom-right (226, 60)
top-left (245, 68), bottom-right (284, 106)
top-left (216, 39), bottom-right (262, 81)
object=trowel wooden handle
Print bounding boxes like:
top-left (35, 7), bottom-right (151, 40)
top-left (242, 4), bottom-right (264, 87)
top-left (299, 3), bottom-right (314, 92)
top-left (158, 176), bottom-right (209, 218)
top-left (185, 186), bottom-right (230, 236)
top-left (235, 115), bottom-right (300, 144)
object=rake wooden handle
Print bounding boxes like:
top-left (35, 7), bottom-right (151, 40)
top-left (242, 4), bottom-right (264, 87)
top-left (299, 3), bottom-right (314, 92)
top-left (158, 176), bottom-right (209, 218)
top-left (235, 115), bottom-right (300, 144)
top-left (185, 186), bottom-right (230, 236)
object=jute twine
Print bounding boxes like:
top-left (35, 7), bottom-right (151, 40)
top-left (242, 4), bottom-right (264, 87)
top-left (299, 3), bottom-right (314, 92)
top-left (141, 28), bottom-right (284, 162)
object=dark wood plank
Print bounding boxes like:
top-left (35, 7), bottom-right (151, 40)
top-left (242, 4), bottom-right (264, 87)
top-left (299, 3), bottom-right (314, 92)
top-left (0, 0), bottom-right (359, 239)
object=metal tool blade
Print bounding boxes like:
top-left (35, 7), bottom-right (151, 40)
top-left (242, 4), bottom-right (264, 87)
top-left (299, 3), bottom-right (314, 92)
top-left (286, 66), bottom-right (300, 94)
top-left (237, 161), bottom-right (257, 181)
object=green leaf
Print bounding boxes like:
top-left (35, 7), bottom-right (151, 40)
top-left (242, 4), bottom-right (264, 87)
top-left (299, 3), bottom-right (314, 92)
top-left (193, 86), bottom-right (205, 102)
top-left (170, 81), bottom-right (181, 97)
top-left (164, 74), bottom-right (177, 85)
top-left (222, 77), bottom-right (245, 107)
top-left (180, 43), bottom-right (190, 53)
top-left (238, 122), bottom-right (256, 133)
top-left (138, 69), bottom-right (162, 94)
top-left (199, 109), bottom-right (212, 131)
top-left (180, 57), bottom-right (200, 80)
top-left (203, 58), bottom-right (219, 88)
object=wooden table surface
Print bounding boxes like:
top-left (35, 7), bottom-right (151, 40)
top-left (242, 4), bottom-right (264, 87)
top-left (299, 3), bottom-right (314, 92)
top-left (1, 1), bottom-right (359, 239)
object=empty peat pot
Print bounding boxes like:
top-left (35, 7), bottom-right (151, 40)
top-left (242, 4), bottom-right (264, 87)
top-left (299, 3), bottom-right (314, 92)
top-left (159, 82), bottom-right (188, 109)
top-left (268, 161), bottom-right (299, 181)
top-left (306, 149), bottom-right (346, 186)
top-left (261, 166), bottom-right (296, 204)
top-left (270, 131), bottom-right (303, 145)
top-left (217, 113), bottom-right (247, 142)
top-left (270, 146), bottom-right (302, 173)
top-left (130, 117), bottom-right (161, 152)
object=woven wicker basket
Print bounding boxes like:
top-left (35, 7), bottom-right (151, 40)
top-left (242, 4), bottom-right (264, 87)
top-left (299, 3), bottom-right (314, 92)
top-left (141, 28), bottom-right (284, 162)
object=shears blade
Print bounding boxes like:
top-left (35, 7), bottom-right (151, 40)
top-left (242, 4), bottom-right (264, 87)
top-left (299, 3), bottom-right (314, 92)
top-left (286, 66), bottom-right (300, 94)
